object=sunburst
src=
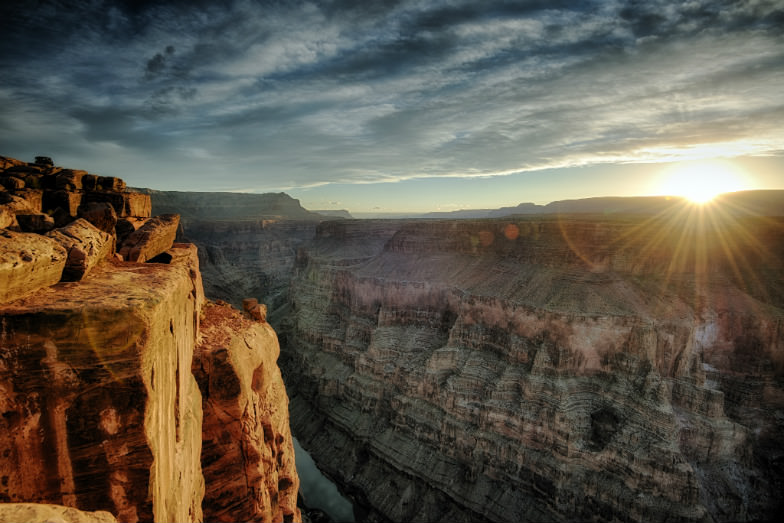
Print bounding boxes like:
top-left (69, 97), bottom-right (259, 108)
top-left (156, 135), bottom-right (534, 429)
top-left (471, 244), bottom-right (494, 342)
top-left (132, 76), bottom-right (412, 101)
top-left (655, 160), bottom-right (750, 204)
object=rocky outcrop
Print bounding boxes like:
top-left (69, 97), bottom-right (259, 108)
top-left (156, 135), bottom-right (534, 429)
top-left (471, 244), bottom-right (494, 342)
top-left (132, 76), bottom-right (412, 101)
top-left (0, 155), bottom-right (151, 232)
top-left (0, 246), bottom-right (205, 522)
top-left (0, 230), bottom-right (67, 303)
top-left (1, 155), bottom-right (302, 523)
top-left (119, 214), bottom-right (180, 263)
top-left (0, 503), bottom-right (117, 523)
top-left (279, 213), bottom-right (784, 523)
top-left (194, 302), bottom-right (300, 522)
top-left (46, 219), bottom-right (114, 281)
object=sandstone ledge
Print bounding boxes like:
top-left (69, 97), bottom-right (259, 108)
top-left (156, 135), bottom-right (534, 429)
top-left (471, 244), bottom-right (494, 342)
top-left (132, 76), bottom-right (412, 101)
top-left (0, 246), bottom-right (205, 522)
top-left (0, 503), bottom-right (117, 523)
top-left (0, 229), bottom-right (67, 303)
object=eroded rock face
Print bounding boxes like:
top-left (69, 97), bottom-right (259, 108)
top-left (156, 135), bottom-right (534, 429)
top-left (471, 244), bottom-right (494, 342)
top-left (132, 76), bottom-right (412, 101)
top-left (0, 503), bottom-right (117, 523)
top-left (0, 246), bottom-right (205, 523)
top-left (279, 215), bottom-right (784, 523)
top-left (0, 230), bottom-right (67, 304)
top-left (194, 302), bottom-right (300, 523)
top-left (119, 214), bottom-right (180, 263)
top-left (46, 219), bottom-right (114, 281)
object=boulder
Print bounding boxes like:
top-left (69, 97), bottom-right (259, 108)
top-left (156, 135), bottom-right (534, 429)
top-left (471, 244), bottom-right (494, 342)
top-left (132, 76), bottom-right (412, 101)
top-left (0, 229), bottom-right (67, 303)
top-left (14, 189), bottom-right (43, 212)
top-left (0, 156), bottom-right (25, 170)
top-left (115, 216), bottom-right (147, 245)
top-left (249, 303), bottom-right (267, 323)
top-left (96, 176), bottom-right (126, 192)
top-left (242, 297), bottom-right (259, 312)
top-left (119, 214), bottom-right (179, 263)
top-left (46, 218), bottom-right (114, 281)
top-left (4, 164), bottom-right (42, 176)
top-left (16, 213), bottom-right (55, 233)
top-left (0, 192), bottom-right (34, 214)
top-left (0, 503), bottom-right (116, 523)
top-left (0, 176), bottom-right (24, 191)
top-left (0, 207), bottom-right (14, 229)
top-left (23, 174), bottom-right (43, 189)
top-left (82, 173), bottom-right (98, 190)
top-left (79, 201), bottom-right (118, 234)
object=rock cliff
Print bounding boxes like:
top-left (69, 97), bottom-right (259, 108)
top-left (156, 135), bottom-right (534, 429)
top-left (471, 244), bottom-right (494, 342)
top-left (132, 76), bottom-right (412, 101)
top-left (278, 209), bottom-right (784, 522)
top-left (0, 155), bottom-right (301, 522)
top-left (194, 301), bottom-right (300, 523)
top-left (0, 246), bottom-right (205, 523)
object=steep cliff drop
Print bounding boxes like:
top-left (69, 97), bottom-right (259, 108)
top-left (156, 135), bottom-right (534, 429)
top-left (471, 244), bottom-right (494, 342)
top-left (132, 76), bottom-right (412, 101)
top-left (0, 155), bottom-right (301, 523)
top-left (194, 301), bottom-right (300, 523)
top-left (278, 209), bottom-right (784, 522)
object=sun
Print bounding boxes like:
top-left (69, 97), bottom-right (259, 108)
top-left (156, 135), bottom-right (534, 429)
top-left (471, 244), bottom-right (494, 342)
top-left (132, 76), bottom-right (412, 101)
top-left (656, 160), bottom-right (750, 204)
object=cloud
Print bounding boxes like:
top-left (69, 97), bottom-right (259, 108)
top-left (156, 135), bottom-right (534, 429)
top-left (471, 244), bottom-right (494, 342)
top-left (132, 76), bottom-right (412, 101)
top-left (0, 0), bottom-right (782, 192)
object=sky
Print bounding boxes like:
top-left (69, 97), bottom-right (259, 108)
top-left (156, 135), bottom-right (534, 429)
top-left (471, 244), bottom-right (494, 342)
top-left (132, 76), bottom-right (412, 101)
top-left (1, 0), bottom-right (783, 214)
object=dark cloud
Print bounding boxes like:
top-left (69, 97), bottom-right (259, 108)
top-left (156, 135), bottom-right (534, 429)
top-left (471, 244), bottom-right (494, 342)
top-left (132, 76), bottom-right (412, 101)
top-left (0, 0), bottom-right (782, 192)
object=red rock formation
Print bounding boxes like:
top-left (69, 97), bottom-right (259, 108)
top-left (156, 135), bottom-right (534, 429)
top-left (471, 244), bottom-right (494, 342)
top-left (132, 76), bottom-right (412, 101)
top-left (1, 155), bottom-right (303, 523)
top-left (79, 202), bottom-right (118, 235)
top-left (0, 230), bottom-right (67, 303)
top-left (194, 302), bottom-right (300, 523)
top-left (0, 503), bottom-right (117, 522)
top-left (119, 214), bottom-right (180, 263)
top-left (0, 246), bottom-right (205, 522)
top-left (46, 219), bottom-right (114, 281)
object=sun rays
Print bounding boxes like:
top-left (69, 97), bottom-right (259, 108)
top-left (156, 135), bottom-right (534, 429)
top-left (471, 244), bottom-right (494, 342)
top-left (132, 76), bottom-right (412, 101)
top-left (654, 160), bottom-right (751, 204)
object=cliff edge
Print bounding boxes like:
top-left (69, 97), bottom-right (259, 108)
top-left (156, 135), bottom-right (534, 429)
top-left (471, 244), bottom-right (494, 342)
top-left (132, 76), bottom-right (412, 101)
top-left (0, 155), bottom-right (300, 522)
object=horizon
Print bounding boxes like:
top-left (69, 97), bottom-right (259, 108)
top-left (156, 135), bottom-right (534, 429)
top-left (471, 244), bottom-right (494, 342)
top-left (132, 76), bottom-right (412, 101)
top-left (2, 1), bottom-right (783, 214)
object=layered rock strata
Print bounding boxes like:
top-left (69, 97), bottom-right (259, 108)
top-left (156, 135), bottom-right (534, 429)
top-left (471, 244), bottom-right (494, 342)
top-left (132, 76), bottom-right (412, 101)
top-left (279, 213), bottom-right (784, 523)
top-left (194, 302), bottom-right (300, 522)
top-left (175, 220), bottom-right (320, 315)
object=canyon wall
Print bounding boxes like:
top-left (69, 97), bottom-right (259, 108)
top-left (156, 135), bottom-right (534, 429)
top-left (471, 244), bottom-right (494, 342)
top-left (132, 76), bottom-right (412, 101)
top-left (278, 211), bottom-right (784, 522)
top-left (177, 220), bottom-right (319, 315)
top-left (1, 156), bottom-right (301, 522)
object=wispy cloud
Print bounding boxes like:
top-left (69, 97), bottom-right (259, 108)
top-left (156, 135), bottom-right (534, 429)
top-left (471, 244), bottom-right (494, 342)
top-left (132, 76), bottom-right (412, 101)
top-left (0, 0), bottom-right (782, 192)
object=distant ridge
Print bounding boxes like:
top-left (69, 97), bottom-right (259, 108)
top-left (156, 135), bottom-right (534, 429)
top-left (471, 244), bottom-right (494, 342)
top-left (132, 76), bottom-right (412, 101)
top-left (140, 189), bottom-right (323, 221)
top-left (421, 190), bottom-right (784, 218)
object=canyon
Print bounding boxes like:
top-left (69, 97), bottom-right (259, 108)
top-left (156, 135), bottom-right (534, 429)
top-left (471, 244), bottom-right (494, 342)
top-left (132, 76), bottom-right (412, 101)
top-left (3, 152), bottom-right (783, 522)
top-left (0, 156), bottom-right (300, 522)
top-left (169, 190), bottom-right (784, 523)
